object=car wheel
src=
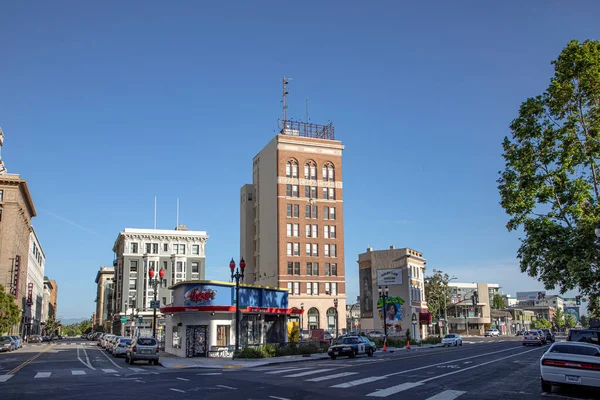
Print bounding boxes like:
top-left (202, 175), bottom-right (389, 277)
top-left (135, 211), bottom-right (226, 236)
top-left (349, 351), bottom-right (356, 358)
top-left (367, 349), bottom-right (374, 357)
top-left (459, 341), bottom-right (462, 346)
top-left (541, 378), bottom-right (551, 393)
top-left (454, 341), bottom-right (458, 346)
top-left (330, 355), bottom-right (336, 360)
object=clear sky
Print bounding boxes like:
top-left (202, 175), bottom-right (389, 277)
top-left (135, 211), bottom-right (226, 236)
top-left (2, 1), bottom-right (599, 319)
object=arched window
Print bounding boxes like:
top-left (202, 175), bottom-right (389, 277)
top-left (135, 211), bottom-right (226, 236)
top-left (322, 163), bottom-right (335, 181)
top-left (304, 161), bottom-right (317, 180)
top-left (326, 307), bottom-right (338, 335)
top-left (308, 307), bottom-right (320, 330)
top-left (286, 160), bottom-right (298, 178)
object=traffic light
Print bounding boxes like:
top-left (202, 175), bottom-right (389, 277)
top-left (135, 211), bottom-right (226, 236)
top-left (576, 295), bottom-right (581, 305)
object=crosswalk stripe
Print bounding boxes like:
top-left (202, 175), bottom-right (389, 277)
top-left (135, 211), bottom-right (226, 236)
top-left (34, 372), bottom-right (52, 378)
top-left (265, 368), bottom-right (309, 374)
top-left (283, 369), bottom-right (333, 378)
top-left (72, 370), bottom-right (86, 375)
top-left (102, 369), bottom-right (117, 374)
top-left (129, 368), bottom-right (145, 372)
top-left (425, 390), bottom-right (467, 400)
top-left (0, 375), bottom-right (14, 382)
top-left (366, 382), bottom-right (423, 397)
top-left (331, 376), bottom-right (386, 388)
top-left (305, 372), bottom-right (358, 382)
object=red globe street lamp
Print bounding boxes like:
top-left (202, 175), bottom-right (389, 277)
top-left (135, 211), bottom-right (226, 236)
top-left (230, 257), bottom-right (246, 353)
top-left (149, 268), bottom-right (165, 338)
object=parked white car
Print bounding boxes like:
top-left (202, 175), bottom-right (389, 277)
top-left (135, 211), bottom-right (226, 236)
top-left (484, 329), bottom-right (500, 337)
top-left (540, 342), bottom-right (600, 392)
top-left (441, 333), bottom-right (463, 347)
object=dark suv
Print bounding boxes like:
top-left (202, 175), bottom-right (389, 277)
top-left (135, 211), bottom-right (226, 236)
top-left (567, 328), bottom-right (600, 345)
top-left (541, 328), bottom-right (555, 343)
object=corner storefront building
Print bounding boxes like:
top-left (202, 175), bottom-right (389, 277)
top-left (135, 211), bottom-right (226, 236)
top-left (161, 280), bottom-right (302, 357)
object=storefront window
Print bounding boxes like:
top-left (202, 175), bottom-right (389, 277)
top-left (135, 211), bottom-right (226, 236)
top-left (241, 315), bottom-right (261, 346)
top-left (172, 325), bottom-right (181, 349)
top-left (217, 325), bottom-right (230, 346)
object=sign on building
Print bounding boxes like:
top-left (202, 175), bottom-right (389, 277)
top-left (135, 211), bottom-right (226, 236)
top-left (12, 255), bottom-right (21, 297)
top-left (516, 291), bottom-right (546, 301)
top-left (27, 282), bottom-right (34, 305)
top-left (376, 268), bottom-right (403, 286)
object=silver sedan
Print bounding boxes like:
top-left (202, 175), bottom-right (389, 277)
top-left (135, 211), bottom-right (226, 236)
top-left (441, 333), bottom-right (463, 347)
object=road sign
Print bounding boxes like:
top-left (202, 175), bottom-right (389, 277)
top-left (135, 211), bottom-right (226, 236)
top-left (120, 316), bottom-right (127, 324)
top-left (138, 317), bottom-right (143, 324)
top-left (150, 300), bottom-right (160, 309)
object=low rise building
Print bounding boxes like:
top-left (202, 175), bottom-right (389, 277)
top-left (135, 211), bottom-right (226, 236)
top-left (26, 228), bottom-right (45, 336)
top-left (446, 282), bottom-right (501, 335)
top-left (94, 266), bottom-right (114, 330)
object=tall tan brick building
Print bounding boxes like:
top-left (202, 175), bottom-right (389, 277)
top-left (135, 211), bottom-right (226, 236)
top-left (0, 172), bottom-right (37, 333)
top-left (241, 119), bottom-right (346, 336)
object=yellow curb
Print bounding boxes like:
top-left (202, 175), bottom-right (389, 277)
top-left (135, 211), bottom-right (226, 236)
top-left (223, 365), bottom-right (244, 369)
top-left (169, 365), bottom-right (188, 369)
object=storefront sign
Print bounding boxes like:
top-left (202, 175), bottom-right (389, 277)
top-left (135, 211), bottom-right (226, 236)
top-left (376, 268), bottom-right (402, 286)
top-left (12, 255), bottom-right (20, 296)
top-left (27, 282), bottom-right (34, 305)
top-left (419, 312), bottom-right (432, 325)
top-left (183, 287), bottom-right (217, 305)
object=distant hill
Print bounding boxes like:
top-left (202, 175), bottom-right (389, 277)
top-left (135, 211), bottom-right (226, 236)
top-left (57, 317), bottom-right (89, 325)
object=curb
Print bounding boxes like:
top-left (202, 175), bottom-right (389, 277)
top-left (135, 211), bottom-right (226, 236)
top-left (161, 354), bottom-right (331, 369)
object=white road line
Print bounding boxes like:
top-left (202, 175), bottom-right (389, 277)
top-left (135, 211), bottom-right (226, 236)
top-left (169, 388), bottom-right (186, 393)
top-left (425, 390), bottom-right (467, 400)
top-left (0, 375), bottom-right (13, 383)
top-left (366, 382), bottom-right (423, 397)
top-left (34, 372), bottom-right (52, 378)
top-left (331, 376), bottom-right (387, 388)
top-left (176, 377), bottom-right (190, 381)
top-left (129, 368), bottom-right (145, 372)
top-left (283, 368), bottom-right (333, 378)
top-left (95, 347), bottom-right (123, 369)
top-left (269, 396), bottom-right (291, 400)
top-left (76, 347), bottom-right (95, 370)
top-left (265, 367), bottom-right (309, 374)
top-left (102, 369), bottom-right (118, 373)
top-left (418, 347), bottom-right (543, 384)
top-left (306, 372), bottom-right (359, 382)
top-left (72, 370), bottom-right (86, 375)
top-left (197, 373), bottom-right (222, 376)
top-left (216, 385), bottom-right (237, 390)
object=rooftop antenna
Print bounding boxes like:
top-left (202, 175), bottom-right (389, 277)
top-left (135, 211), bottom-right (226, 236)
top-left (176, 198), bottom-right (179, 227)
top-left (0, 128), bottom-right (6, 175)
top-left (305, 97), bottom-right (308, 123)
top-left (282, 76), bottom-right (292, 123)
top-left (153, 196), bottom-right (157, 229)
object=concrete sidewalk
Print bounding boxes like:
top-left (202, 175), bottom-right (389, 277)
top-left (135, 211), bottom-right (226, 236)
top-left (158, 350), bottom-right (330, 369)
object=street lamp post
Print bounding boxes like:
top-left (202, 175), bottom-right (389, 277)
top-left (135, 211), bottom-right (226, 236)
top-left (230, 257), bottom-right (246, 354)
top-left (411, 313), bottom-right (418, 343)
top-left (378, 286), bottom-right (389, 340)
top-left (333, 298), bottom-right (339, 338)
top-left (148, 267), bottom-right (165, 338)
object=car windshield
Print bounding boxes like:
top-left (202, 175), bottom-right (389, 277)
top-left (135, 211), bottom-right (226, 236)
top-left (120, 339), bottom-right (132, 344)
top-left (444, 334), bottom-right (456, 338)
top-left (549, 344), bottom-right (600, 356)
top-left (569, 330), bottom-right (600, 345)
top-left (0, 337), bottom-right (11, 342)
top-left (137, 338), bottom-right (157, 346)
top-left (338, 337), bottom-right (359, 344)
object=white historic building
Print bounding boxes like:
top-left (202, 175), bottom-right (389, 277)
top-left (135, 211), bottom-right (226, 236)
top-left (111, 225), bottom-right (209, 339)
top-left (27, 228), bottom-right (45, 336)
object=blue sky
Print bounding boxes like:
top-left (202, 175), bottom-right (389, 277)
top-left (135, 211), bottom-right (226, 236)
top-left (1, 1), bottom-right (598, 319)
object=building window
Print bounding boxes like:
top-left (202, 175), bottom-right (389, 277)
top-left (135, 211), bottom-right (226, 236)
top-left (325, 282), bottom-right (330, 295)
top-left (313, 263), bottom-right (319, 276)
top-left (307, 283), bottom-right (312, 295)
top-left (305, 244), bottom-right (311, 257)
top-left (0, 190), bottom-right (3, 201)
top-left (286, 160), bottom-right (298, 178)
top-left (130, 260), bottom-right (138, 273)
top-left (192, 244), bottom-right (199, 255)
top-left (293, 204), bottom-right (299, 218)
top-left (146, 243), bottom-right (152, 254)
top-left (332, 282), bottom-right (337, 296)
top-left (325, 263), bottom-right (330, 276)
top-left (329, 226), bottom-right (336, 238)
top-left (287, 262), bottom-right (293, 275)
top-left (332, 263), bottom-right (338, 276)
top-left (292, 185), bottom-right (299, 197)
top-left (312, 224), bottom-right (318, 238)
top-left (305, 225), bottom-right (311, 238)
top-left (287, 282), bottom-right (293, 292)
top-left (287, 223), bottom-right (292, 237)
top-left (323, 187), bottom-right (335, 200)
top-left (163, 261), bottom-right (168, 270)
top-left (217, 325), bottom-right (230, 346)
top-left (313, 282), bottom-right (319, 295)
top-left (293, 243), bottom-right (299, 256)
top-left (130, 243), bottom-right (138, 253)
top-left (304, 162), bottom-right (317, 180)
top-left (286, 184), bottom-right (292, 197)
top-left (287, 205), bottom-right (292, 217)
top-left (304, 186), bottom-right (317, 199)
top-left (331, 244), bottom-right (337, 257)
top-left (312, 244), bottom-right (318, 256)
top-left (152, 243), bottom-right (159, 254)
top-left (294, 262), bottom-right (300, 275)
top-left (306, 262), bottom-right (312, 276)
top-left (247, 193), bottom-right (252, 201)
top-left (191, 262), bottom-right (199, 273)
top-left (294, 282), bottom-right (300, 295)
top-left (324, 226), bottom-right (329, 239)
top-left (293, 223), bottom-right (299, 237)
top-left (163, 243), bottom-right (169, 252)
top-left (176, 261), bottom-right (183, 272)
top-left (174, 244), bottom-right (186, 254)
top-left (287, 243), bottom-right (292, 256)
top-left (129, 279), bottom-right (136, 290)
top-left (324, 244), bottom-right (330, 257)
top-left (322, 163), bottom-right (335, 182)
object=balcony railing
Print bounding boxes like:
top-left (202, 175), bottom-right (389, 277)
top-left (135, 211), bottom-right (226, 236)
top-left (279, 120), bottom-right (335, 140)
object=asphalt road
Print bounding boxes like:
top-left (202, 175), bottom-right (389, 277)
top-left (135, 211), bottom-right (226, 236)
top-left (1, 336), bottom-right (599, 399)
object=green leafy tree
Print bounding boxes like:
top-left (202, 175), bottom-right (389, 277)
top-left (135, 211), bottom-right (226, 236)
top-left (564, 313), bottom-right (577, 329)
top-left (491, 294), bottom-right (506, 310)
top-left (580, 315), bottom-right (589, 327)
top-left (0, 285), bottom-right (20, 335)
top-left (531, 318), bottom-right (552, 329)
top-left (424, 269), bottom-right (451, 332)
top-left (552, 308), bottom-right (565, 330)
top-left (43, 316), bottom-right (61, 336)
top-left (498, 40), bottom-right (600, 316)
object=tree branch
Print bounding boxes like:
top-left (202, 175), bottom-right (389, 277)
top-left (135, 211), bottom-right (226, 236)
top-left (577, 98), bottom-right (600, 203)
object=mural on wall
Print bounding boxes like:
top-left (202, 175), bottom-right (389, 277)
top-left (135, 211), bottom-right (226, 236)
top-left (183, 288), bottom-right (217, 306)
top-left (377, 297), bottom-right (406, 332)
top-left (564, 306), bottom-right (580, 322)
top-left (360, 268), bottom-right (373, 318)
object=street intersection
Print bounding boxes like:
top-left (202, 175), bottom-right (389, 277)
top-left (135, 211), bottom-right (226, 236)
top-left (1, 337), bottom-right (598, 399)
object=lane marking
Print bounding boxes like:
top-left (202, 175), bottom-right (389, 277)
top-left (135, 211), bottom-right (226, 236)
top-left (417, 346), bottom-right (543, 384)
top-left (265, 367), bottom-right (309, 374)
top-left (0, 375), bottom-right (14, 383)
top-left (169, 388), bottom-right (186, 393)
top-left (72, 370), bottom-right (86, 375)
top-left (332, 376), bottom-right (387, 388)
top-left (76, 347), bottom-right (94, 370)
top-left (216, 384), bottom-right (237, 390)
top-left (283, 368), bottom-right (333, 378)
top-left (8, 344), bottom-right (54, 375)
top-left (95, 347), bottom-right (123, 369)
top-left (34, 372), bottom-right (52, 378)
top-left (102, 369), bottom-right (117, 373)
top-left (197, 372), bottom-right (222, 376)
top-left (306, 372), bottom-right (359, 382)
top-left (366, 382), bottom-right (423, 397)
top-left (129, 368), bottom-right (145, 372)
top-left (270, 397), bottom-right (292, 400)
top-left (176, 377), bottom-right (190, 381)
top-left (425, 390), bottom-right (467, 400)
